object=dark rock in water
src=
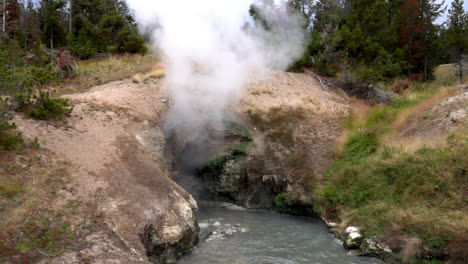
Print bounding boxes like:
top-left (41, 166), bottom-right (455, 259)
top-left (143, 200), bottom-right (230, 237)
top-left (273, 192), bottom-right (316, 217)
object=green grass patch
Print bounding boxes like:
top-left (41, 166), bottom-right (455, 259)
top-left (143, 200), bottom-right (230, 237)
top-left (13, 214), bottom-right (76, 255)
top-left (316, 133), bottom-right (467, 246)
top-left (232, 141), bottom-right (253, 156)
top-left (225, 120), bottom-right (252, 141)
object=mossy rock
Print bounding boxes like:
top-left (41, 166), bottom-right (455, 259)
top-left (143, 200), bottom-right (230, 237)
top-left (274, 193), bottom-right (315, 216)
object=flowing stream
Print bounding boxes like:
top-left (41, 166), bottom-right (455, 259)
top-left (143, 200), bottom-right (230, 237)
top-left (172, 132), bottom-right (383, 264)
top-left (179, 203), bottom-right (383, 264)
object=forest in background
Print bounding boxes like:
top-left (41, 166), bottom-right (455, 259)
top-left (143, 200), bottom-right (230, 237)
top-left (0, 0), bottom-right (466, 81)
top-left (0, 0), bottom-right (466, 177)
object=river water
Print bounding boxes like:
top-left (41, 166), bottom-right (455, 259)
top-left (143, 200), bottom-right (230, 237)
top-left (179, 203), bottom-right (383, 264)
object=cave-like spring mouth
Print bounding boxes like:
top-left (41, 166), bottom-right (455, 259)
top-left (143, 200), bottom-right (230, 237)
top-left (165, 120), bottom-right (383, 264)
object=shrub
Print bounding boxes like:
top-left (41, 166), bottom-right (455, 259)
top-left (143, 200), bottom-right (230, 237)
top-left (288, 50), bottom-right (312, 73)
top-left (71, 40), bottom-right (97, 60)
top-left (0, 122), bottom-right (24, 151)
top-left (117, 27), bottom-right (147, 54)
top-left (29, 93), bottom-right (72, 121)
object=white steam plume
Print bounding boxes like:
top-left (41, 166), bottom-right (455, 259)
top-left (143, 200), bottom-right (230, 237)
top-left (125, 0), bottom-right (306, 137)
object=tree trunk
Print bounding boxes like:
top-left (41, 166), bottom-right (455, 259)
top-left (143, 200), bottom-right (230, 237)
top-left (423, 33), bottom-right (428, 80)
top-left (51, 29), bottom-right (54, 51)
top-left (2, 0), bottom-right (5, 38)
top-left (458, 58), bottom-right (462, 83)
top-left (458, 51), bottom-right (463, 83)
top-left (69, 0), bottom-right (72, 33)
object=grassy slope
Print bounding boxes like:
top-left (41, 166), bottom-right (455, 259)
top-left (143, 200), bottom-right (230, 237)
top-left (314, 67), bottom-right (467, 261)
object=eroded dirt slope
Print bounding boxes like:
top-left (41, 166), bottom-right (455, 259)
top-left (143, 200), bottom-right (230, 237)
top-left (13, 78), bottom-right (198, 263)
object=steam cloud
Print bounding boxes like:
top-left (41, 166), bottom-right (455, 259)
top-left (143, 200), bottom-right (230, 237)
top-left (125, 0), bottom-right (306, 137)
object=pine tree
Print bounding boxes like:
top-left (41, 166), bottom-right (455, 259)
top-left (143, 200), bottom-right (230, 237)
top-left (419, 0), bottom-right (446, 79)
top-left (447, 0), bottom-right (467, 81)
top-left (39, 0), bottom-right (66, 49)
top-left (335, 0), bottom-right (403, 81)
top-left (312, 0), bottom-right (343, 34)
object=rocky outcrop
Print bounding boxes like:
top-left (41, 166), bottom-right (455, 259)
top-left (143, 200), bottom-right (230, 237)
top-left (139, 191), bottom-right (199, 264)
top-left (195, 132), bottom-right (283, 209)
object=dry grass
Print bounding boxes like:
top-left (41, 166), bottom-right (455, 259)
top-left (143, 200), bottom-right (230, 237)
top-left (146, 63), bottom-right (166, 79)
top-left (131, 62), bottom-right (166, 84)
top-left (435, 64), bottom-right (468, 84)
top-left (391, 85), bottom-right (460, 132)
top-left (55, 53), bottom-right (159, 95)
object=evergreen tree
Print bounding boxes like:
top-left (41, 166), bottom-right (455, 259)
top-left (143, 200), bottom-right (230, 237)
top-left (419, 0), bottom-right (446, 79)
top-left (335, 0), bottom-right (403, 81)
top-left (312, 0), bottom-right (343, 34)
top-left (39, 0), bottom-right (66, 49)
top-left (446, 0), bottom-right (467, 82)
top-left (68, 0), bottom-right (145, 58)
top-left (446, 0), bottom-right (467, 63)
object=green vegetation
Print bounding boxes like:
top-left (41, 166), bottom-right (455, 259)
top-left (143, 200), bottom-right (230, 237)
top-left (274, 193), bottom-right (314, 215)
top-left (225, 120), bottom-right (253, 141)
top-left (250, 0), bottom-right (467, 85)
top-left (317, 133), bottom-right (467, 247)
top-left (29, 95), bottom-right (72, 120)
top-left (2, 0), bottom-right (146, 59)
top-left (0, 45), bottom-right (73, 122)
top-left (0, 122), bottom-right (24, 151)
top-left (314, 72), bottom-right (467, 260)
top-left (13, 213), bottom-right (76, 255)
top-left (200, 121), bottom-right (254, 174)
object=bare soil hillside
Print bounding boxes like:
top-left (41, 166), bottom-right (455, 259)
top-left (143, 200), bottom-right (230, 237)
top-left (11, 78), bottom-right (198, 263)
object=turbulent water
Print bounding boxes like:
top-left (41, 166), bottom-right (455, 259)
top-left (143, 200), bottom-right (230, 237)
top-left (179, 203), bottom-right (383, 264)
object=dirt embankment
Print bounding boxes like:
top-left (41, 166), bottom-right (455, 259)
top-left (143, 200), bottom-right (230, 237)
top-left (242, 71), bottom-right (350, 177)
top-left (12, 78), bottom-right (198, 263)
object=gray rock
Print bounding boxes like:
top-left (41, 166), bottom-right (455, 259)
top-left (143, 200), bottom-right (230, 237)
top-left (343, 227), bottom-right (364, 249)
